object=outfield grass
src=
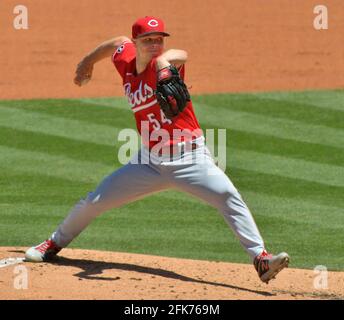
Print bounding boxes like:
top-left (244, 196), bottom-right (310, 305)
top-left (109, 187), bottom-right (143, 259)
top-left (0, 90), bottom-right (343, 270)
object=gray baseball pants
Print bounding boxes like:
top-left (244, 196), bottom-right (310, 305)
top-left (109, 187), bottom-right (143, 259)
top-left (51, 139), bottom-right (265, 260)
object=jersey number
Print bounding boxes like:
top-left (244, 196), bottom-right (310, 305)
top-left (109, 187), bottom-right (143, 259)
top-left (147, 111), bottom-right (172, 130)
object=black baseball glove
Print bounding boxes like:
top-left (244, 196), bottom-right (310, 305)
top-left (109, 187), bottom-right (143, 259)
top-left (155, 65), bottom-right (190, 120)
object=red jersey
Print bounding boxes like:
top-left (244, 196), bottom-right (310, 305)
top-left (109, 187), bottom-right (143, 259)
top-left (112, 41), bottom-right (201, 150)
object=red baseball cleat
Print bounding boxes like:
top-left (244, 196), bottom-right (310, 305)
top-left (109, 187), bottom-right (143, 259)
top-left (254, 250), bottom-right (290, 284)
top-left (25, 239), bottom-right (62, 262)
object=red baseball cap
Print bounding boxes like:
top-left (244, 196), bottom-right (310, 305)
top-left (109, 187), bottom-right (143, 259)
top-left (132, 16), bottom-right (170, 39)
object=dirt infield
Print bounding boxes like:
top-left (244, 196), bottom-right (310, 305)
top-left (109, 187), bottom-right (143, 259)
top-left (0, 0), bottom-right (344, 100)
top-left (1, 0), bottom-right (344, 300)
top-left (1, 247), bottom-right (343, 300)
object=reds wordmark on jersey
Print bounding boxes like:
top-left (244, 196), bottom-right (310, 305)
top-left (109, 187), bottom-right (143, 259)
top-left (112, 41), bottom-right (201, 149)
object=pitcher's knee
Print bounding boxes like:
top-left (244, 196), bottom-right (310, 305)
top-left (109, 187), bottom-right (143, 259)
top-left (214, 189), bottom-right (247, 213)
top-left (78, 191), bottom-right (109, 216)
top-left (225, 191), bottom-right (250, 214)
top-left (86, 191), bottom-right (102, 204)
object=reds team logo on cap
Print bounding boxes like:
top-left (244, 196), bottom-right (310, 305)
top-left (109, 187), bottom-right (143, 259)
top-left (132, 16), bottom-right (170, 39)
top-left (147, 19), bottom-right (159, 27)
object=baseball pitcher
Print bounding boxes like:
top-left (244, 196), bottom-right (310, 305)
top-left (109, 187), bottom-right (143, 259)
top-left (25, 16), bottom-right (289, 284)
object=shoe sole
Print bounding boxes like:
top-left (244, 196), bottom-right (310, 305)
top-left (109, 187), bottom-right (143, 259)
top-left (25, 248), bottom-right (60, 263)
top-left (260, 254), bottom-right (290, 284)
top-left (25, 248), bottom-right (44, 262)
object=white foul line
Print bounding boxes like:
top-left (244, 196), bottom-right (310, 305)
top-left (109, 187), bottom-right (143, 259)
top-left (0, 257), bottom-right (25, 269)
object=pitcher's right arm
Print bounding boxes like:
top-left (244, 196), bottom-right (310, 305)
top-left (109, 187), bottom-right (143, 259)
top-left (74, 36), bottom-right (131, 86)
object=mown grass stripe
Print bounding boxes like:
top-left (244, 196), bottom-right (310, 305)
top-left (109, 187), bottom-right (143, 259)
top-left (242, 191), bottom-right (344, 229)
top-left (0, 106), bottom-right (123, 147)
top-left (77, 97), bottom-right (130, 110)
top-left (229, 167), bottom-right (344, 209)
top-left (253, 214), bottom-right (344, 270)
top-left (227, 149), bottom-right (344, 187)
top-left (194, 102), bottom-right (344, 149)
top-left (0, 174), bottom-right (89, 206)
top-left (251, 89), bottom-right (344, 112)
top-left (0, 145), bottom-right (114, 183)
top-left (0, 126), bottom-right (117, 166)
top-left (222, 128), bottom-right (344, 167)
top-left (0, 98), bottom-right (134, 129)
top-left (194, 93), bottom-right (344, 129)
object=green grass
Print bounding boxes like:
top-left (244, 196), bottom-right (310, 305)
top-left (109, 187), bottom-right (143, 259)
top-left (0, 90), bottom-right (343, 271)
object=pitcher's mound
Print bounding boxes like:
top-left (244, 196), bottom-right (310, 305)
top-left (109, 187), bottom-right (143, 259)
top-left (0, 247), bottom-right (343, 300)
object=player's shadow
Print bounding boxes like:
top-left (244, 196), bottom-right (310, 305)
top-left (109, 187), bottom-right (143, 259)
top-left (52, 256), bottom-right (275, 297)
